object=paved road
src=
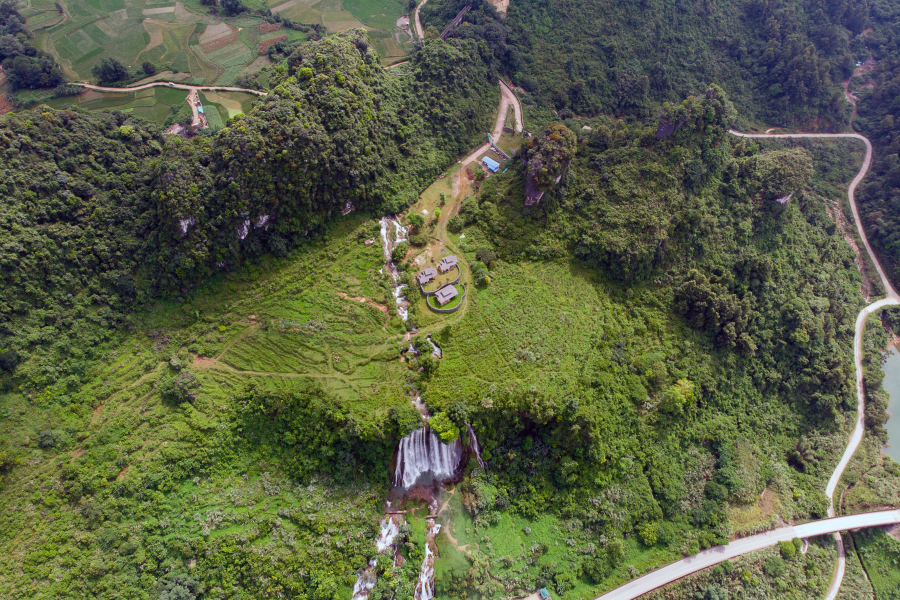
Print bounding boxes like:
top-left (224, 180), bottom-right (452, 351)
top-left (459, 80), bottom-right (523, 167)
top-left (595, 130), bottom-right (900, 600)
top-left (595, 510), bottom-right (900, 600)
top-left (76, 82), bottom-right (268, 96)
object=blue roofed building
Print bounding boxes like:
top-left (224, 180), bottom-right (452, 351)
top-left (481, 156), bottom-right (501, 172)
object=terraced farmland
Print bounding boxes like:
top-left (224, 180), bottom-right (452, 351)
top-left (22, 0), bottom-right (281, 85)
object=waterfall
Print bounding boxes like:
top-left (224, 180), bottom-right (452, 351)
top-left (375, 517), bottom-right (400, 553)
top-left (394, 427), bottom-right (464, 489)
top-left (414, 519), bottom-right (441, 600)
top-left (380, 216), bottom-right (408, 321)
top-left (426, 335), bottom-right (442, 358)
top-left (466, 423), bottom-right (487, 471)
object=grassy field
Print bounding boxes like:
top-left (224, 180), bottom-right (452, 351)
top-left (852, 527), bottom-right (900, 598)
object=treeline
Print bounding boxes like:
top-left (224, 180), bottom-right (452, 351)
top-left (0, 31), bottom-right (498, 389)
top-left (0, 0), bottom-right (64, 90)
top-left (854, 1), bottom-right (900, 287)
top-left (420, 0), bottom-right (867, 127)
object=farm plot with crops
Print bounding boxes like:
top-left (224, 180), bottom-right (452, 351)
top-left (24, 0), bottom-right (275, 85)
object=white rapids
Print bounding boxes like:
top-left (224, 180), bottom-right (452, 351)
top-left (380, 216), bottom-right (409, 321)
top-left (350, 516), bottom-right (403, 600)
top-left (414, 519), bottom-right (441, 600)
top-left (466, 423), bottom-right (487, 471)
top-left (393, 427), bottom-right (463, 489)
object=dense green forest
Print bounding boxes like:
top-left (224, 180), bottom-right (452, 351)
top-left (0, 30), bottom-right (497, 393)
top-left (420, 0), bottom-right (866, 127)
top-left (853, 1), bottom-right (900, 287)
top-left (2, 3), bottom-right (900, 597)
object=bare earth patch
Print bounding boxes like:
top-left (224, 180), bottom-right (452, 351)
top-left (337, 292), bottom-right (389, 314)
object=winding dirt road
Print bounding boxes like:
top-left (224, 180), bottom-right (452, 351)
top-left (76, 82), bottom-right (267, 96)
top-left (595, 130), bottom-right (900, 600)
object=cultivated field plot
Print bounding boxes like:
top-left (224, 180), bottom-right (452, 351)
top-left (266, 0), bottom-right (413, 62)
top-left (199, 89), bottom-right (258, 127)
top-left (25, 0), bottom-right (280, 85)
top-left (178, 214), bottom-right (412, 407)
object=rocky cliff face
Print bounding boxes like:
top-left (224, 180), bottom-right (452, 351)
top-left (524, 123), bottom-right (576, 207)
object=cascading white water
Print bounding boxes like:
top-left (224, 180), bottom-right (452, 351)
top-left (426, 335), bottom-right (442, 358)
top-left (466, 423), bottom-right (487, 471)
top-left (394, 427), bottom-right (464, 489)
top-left (350, 559), bottom-right (377, 600)
top-left (380, 216), bottom-right (408, 321)
top-left (350, 515), bottom-right (403, 599)
top-left (414, 520), bottom-right (441, 600)
top-left (375, 517), bottom-right (399, 553)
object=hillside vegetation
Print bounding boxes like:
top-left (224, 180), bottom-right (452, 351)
top-left (0, 31), bottom-right (498, 394)
top-left (421, 0), bottom-right (866, 127)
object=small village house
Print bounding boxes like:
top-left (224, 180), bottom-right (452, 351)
top-left (434, 285), bottom-right (458, 306)
top-left (438, 255), bottom-right (458, 273)
top-left (417, 267), bottom-right (437, 285)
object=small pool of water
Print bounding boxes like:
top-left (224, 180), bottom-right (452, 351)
top-left (881, 345), bottom-right (900, 462)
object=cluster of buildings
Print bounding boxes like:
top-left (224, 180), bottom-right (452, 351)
top-left (416, 255), bottom-right (460, 306)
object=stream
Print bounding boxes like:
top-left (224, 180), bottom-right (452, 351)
top-left (380, 216), bottom-right (409, 321)
top-left (881, 345), bottom-right (900, 462)
top-left (351, 217), bottom-right (483, 599)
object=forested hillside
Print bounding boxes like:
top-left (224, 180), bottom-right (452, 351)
top-left (853, 1), bottom-right (900, 286)
top-left (0, 30), bottom-right (497, 391)
top-left (3, 4), bottom-right (900, 598)
top-left (153, 30), bottom-right (497, 289)
top-left (421, 86), bottom-right (897, 596)
top-left (2, 84), bottom-right (890, 600)
top-left (421, 0), bottom-right (866, 127)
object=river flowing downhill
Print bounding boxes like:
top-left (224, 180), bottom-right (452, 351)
top-left (350, 513), bottom-right (402, 600)
top-left (414, 519), bottom-right (441, 600)
top-left (380, 216), bottom-right (409, 320)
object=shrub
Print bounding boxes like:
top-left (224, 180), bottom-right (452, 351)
top-left (429, 412), bottom-right (459, 443)
top-left (447, 215), bottom-right (464, 233)
top-left (638, 521), bottom-right (659, 546)
top-left (160, 371), bottom-right (200, 405)
top-left (779, 539), bottom-right (797, 559)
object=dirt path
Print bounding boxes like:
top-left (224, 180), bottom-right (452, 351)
top-left (187, 89), bottom-right (200, 126)
top-left (76, 82), bottom-right (267, 96)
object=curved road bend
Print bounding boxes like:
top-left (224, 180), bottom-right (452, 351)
top-left (459, 80), bottom-right (523, 167)
top-left (414, 0), bottom-right (428, 39)
top-left (595, 131), bottom-right (900, 600)
top-left (595, 510), bottom-right (900, 600)
top-left (76, 82), bottom-right (268, 96)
